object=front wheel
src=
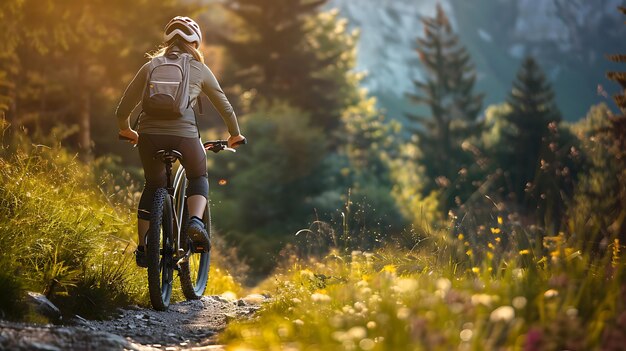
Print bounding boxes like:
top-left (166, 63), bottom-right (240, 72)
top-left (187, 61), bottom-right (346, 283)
top-left (179, 198), bottom-right (211, 300)
top-left (146, 188), bottom-right (174, 310)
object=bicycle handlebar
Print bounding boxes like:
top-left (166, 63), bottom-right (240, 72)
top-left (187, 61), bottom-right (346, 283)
top-left (119, 135), bottom-right (247, 153)
top-left (204, 138), bottom-right (247, 153)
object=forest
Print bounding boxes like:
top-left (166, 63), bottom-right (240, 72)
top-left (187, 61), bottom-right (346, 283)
top-left (1, 1), bottom-right (625, 350)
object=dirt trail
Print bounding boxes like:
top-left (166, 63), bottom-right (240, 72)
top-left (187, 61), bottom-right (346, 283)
top-left (0, 295), bottom-right (264, 351)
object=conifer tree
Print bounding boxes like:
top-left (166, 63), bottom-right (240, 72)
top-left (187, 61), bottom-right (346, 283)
top-left (218, 0), bottom-right (351, 129)
top-left (406, 4), bottom-right (484, 212)
top-left (502, 57), bottom-right (561, 203)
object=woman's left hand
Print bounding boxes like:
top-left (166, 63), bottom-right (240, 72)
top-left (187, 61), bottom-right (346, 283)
top-left (228, 134), bottom-right (246, 149)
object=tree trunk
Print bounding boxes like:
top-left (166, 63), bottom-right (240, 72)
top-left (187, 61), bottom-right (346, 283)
top-left (77, 63), bottom-right (92, 163)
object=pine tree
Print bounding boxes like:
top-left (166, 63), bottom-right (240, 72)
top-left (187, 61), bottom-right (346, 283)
top-left (502, 56), bottom-right (561, 203)
top-left (218, 0), bottom-right (352, 129)
top-left (406, 4), bottom-right (484, 212)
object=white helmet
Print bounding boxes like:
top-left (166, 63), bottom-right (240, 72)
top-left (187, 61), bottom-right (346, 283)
top-left (164, 16), bottom-right (202, 44)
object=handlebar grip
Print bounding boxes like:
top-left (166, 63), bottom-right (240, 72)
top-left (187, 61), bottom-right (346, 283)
top-left (233, 138), bottom-right (247, 147)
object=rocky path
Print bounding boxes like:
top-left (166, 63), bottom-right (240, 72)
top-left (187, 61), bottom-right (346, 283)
top-left (0, 295), bottom-right (265, 351)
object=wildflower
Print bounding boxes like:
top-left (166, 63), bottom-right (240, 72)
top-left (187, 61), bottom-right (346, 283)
top-left (396, 307), bottom-right (411, 320)
top-left (381, 265), bottom-right (396, 274)
top-left (394, 278), bottom-right (418, 294)
top-left (566, 307), bottom-right (578, 318)
top-left (347, 326), bottom-right (367, 339)
top-left (436, 278), bottom-right (452, 293)
top-left (471, 267), bottom-right (480, 274)
top-left (359, 338), bottom-right (375, 351)
top-left (311, 292), bottom-right (331, 303)
top-left (487, 252), bottom-right (494, 260)
top-left (497, 216), bottom-right (503, 225)
top-left (458, 233), bottom-right (465, 240)
top-left (490, 305), bottom-right (515, 322)
top-left (460, 329), bottom-right (473, 342)
top-left (544, 289), bottom-right (559, 298)
top-left (494, 237), bottom-right (501, 243)
top-left (471, 294), bottom-right (493, 307)
top-left (519, 249), bottom-right (530, 255)
top-left (490, 227), bottom-right (501, 234)
top-left (466, 249), bottom-right (473, 257)
top-left (512, 296), bottom-right (527, 309)
top-left (488, 242), bottom-right (495, 250)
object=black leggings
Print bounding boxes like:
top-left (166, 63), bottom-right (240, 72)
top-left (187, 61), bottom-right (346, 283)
top-left (137, 133), bottom-right (208, 220)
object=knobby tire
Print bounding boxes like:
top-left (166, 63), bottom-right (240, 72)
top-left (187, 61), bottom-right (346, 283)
top-left (178, 186), bottom-right (210, 300)
top-left (146, 188), bottom-right (174, 311)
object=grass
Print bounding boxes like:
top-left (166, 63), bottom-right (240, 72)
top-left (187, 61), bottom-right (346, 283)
top-left (0, 128), bottom-right (245, 321)
top-left (221, 223), bottom-right (626, 350)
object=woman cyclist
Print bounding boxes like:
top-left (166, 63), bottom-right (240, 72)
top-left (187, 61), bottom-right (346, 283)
top-left (115, 16), bottom-right (245, 267)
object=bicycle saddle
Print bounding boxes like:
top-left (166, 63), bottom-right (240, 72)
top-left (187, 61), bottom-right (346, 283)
top-left (154, 149), bottom-right (183, 163)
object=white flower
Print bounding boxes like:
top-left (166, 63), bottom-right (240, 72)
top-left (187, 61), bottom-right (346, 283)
top-left (471, 294), bottom-right (494, 307)
top-left (436, 278), bottom-right (452, 293)
top-left (512, 296), bottom-right (527, 309)
top-left (460, 329), bottom-right (473, 342)
top-left (347, 326), bottom-right (367, 340)
top-left (311, 293), bottom-right (331, 303)
top-left (544, 289), bottom-right (559, 298)
top-left (490, 306), bottom-right (515, 322)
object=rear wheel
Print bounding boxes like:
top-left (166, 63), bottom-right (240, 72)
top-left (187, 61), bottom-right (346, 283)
top-left (178, 192), bottom-right (210, 300)
top-left (146, 188), bottom-right (174, 311)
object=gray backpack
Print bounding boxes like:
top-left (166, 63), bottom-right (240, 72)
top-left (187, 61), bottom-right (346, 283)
top-left (142, 52), bottom-right (192, 119)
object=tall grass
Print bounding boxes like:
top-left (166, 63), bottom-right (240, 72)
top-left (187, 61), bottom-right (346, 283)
top-left (0, 125), bottom-right (247, 321)
top-left (221, 218), bottom-right (626, 350)
top-left (0, 136), bottom-right (147, 320)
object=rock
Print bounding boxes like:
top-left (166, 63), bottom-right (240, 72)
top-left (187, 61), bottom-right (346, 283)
top-left (25, 292), bottom-right (62, 324)
top-left (241, 294), bottom-right (267, 305)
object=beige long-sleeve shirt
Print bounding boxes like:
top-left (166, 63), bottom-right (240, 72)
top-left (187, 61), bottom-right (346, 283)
top-left (116, 57), bottom-right (240, 138)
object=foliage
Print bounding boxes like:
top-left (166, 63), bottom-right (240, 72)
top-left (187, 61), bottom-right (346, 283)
top-left (569, 104), bottom-right (626, 245)
top-left (221, 222), bottom-right (626, 351)
top-left (218, 1), bottom-right (360, 131)
top-left (0, 135), bottom-right (146, 320)
top-left (405, 4), bottom-right (484, 213)
top-left (0, 0), bottom-right (197, 159)
top-left (209, 102), bottom-right (327, 274)
top-left (0, 130), bottom-right (244, 320)
top-left (499, 57), bottom-right (562, 202)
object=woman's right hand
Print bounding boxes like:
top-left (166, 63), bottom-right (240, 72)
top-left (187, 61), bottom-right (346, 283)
top-left (228, 134), bottom-right (246, 149)
top-left (119, 128), bottom-right (139, 145)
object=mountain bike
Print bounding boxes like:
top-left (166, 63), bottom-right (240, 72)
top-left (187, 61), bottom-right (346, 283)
top-left (120, 136), bottom-right (243, 310)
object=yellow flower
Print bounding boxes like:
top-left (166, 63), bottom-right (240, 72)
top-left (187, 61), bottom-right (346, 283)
top-left (382, 265), bottom-right (396, 274)
top-left (466, 249), bottom-right (473, 257)
top-left (495, 237), bottom-right (501, 243)
top-left (519, 249), bottom-right (530, 255)
top-left (487, 252), bottom-right (494, 260)
top-left (458, 233), bottom-right (465, 241)
top-left (497, 216), bottom-right (503, 225)
top-left (488, 242), bottom-right (495, 250)
top-left (472, 267), bottom-right (480, 273)
top-left (491, 227), bottom-right (501, 234)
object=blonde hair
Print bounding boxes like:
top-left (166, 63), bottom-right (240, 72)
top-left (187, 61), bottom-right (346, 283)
top-left (148, 39), bottom-right (204, 63)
